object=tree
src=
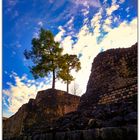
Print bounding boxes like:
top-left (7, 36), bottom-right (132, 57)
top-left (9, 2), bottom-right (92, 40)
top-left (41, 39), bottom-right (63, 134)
top-left (58, 54), bottom-right (81, 93)
top-left (24, 28), bottom-right (63, 89)
top-left (70, 82), bottom-right (82, 95)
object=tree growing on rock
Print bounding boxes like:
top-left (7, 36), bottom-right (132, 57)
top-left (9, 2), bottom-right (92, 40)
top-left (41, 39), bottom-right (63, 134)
top-left (70, 82), bottom-right (82, 95)
top-left (58, 54), bottom-right (81, 93)
top-left (24, 28), bottom-right (63, 89)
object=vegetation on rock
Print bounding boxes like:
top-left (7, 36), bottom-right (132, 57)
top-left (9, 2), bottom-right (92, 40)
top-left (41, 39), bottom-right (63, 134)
top-left (58, 54), bottom-right (81, 93)
top-left (24, 28), bottom-right (81, 90)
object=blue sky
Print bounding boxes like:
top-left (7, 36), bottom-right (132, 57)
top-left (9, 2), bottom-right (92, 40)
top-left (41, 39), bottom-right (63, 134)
top-left (3, 0), bottom-right (137, 117)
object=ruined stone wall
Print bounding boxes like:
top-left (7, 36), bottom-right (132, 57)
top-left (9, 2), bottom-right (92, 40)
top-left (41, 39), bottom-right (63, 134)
top-left (3, 43), bottom-right (138, 140)
top-left (78, 43), bottom-right (137, 110)
top-left (98, 83), bottom-right (137, 104)
top-left (3, 89), bottom-right (80, 138)
top-left (3, 125), bottom-right (137, 140)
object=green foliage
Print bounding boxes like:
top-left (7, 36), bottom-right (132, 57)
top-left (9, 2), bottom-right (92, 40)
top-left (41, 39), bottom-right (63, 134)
top-left (24, 28), bottom-right (63, 88)
top-left (24, 28), bottom-right (81, 91)
top-left (58, 54), bottom-right (81, 92)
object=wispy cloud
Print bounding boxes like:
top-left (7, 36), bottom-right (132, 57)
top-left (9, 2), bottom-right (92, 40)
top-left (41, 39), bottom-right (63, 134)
top-left (55, 1), bottom-right (137, 94)
top-left (7, 0), bottom-right (18, 6)
top-left (71, 0), bottom-right (101, 8)
top-left (3, 71), bottom-right (70, 115)
top-left (3, 72), bottom-right (52, 114)
top-left (4, 0), bottom-right (19, 14)
top-left (100, 18), bottom-right (137, 50)
top-left (38, 21), bottom-right (43, 27)
top-left (3, 15), bottom-right (137, 116)
top-left (106, 4), bottom-right (119, 16)
top-left (55, 26), bottom-right (66, 42)
top-left (3, 0), bottom-right (137, 117)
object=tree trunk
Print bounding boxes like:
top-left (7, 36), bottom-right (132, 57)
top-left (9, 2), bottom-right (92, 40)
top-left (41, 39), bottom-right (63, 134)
top-left (67, 81), bottom-right (69, 93)
top-left (52, 69), bottom-right (55, 89)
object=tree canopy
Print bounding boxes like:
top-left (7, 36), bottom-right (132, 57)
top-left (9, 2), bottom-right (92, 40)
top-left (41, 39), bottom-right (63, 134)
top-left (24, 28), bottom-right (81, 91)
top-left (24, 28), bottom-right (63, 89)
top-left (58, 54), bottom-right (81, 93)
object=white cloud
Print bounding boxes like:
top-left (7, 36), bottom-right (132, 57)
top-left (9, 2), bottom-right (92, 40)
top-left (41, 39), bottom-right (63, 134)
top-left (4, 71), bottom-right (8, 74)
top-left (33, 29), bottom-right (40, 38)
top-left (91, 8), bottom-right (103, 37)
top-left (61, 36), bottom-right (74, 54)
top-left (119, 0), bottom-right (125, 4)
top-left (67, 17), bottom-right (74, 26)
top-left (38, 21), bottom-right (43, 27)
top-left (55, 26), bottom-right (66, 42)
top-left (106, 4), bottom-right (119, 16)
top-left (7, 0), bottom-right (18, 6)
top-left (104, 18), bottom-right (112, 25)
top-left (56, 8), bottom-right (137, 95)
top-left (3, 72), bottom-right (52, 114)
top-left (100, 18), bottom-right (137, 50)
top-left (71, 0), bottom-right (101, 8)
top-left (3, 0), bottom-right (137, 116)
top-left (126, 7), bottom-right (130, 13)
top-left (103, 17), bottom-right (113, 32)
top-left (3, 71), bottom-right (72, 115)
top-left (64, 17), bottom-right (74, 30)
top-left (5, 0), bottom-right (19, 14)
top-left (81, 8), bottom-right (89, 16)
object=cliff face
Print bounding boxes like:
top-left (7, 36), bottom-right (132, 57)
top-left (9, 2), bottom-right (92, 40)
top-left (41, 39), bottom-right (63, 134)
top-left (78, 43), bottom-right (137, 110)
top-left (3, 89), bottom-right (80, 138)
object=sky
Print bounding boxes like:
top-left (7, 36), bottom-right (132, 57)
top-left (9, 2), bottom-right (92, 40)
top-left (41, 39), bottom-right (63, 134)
top-left (3, 0), bottom-right (137, 117)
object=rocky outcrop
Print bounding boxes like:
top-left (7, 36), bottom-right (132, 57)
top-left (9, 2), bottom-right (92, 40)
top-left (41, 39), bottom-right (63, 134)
top-left (3, 117), bottom-right (8, 121)
top-left (79, 43), bottom-right (137, 110)
top-left (3, 89), bottom-right (80, 138)
top-left (3, 43), bottom-right (138, 140)
top-left (76, 44), bottom-right (138, 127)
top-left (55, 43), bottom-right (137, 131)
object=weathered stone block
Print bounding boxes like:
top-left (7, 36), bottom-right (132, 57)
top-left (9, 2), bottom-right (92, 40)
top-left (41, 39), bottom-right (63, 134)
top-left (32, 135), bottom-right (40, 140)
top-left (66, 131), bottom-right (82, 140)
top-left (82, 129), bottom-right (99, 140)
top-left (54, 132), bottom-right (65, 140)
top-left (45, 133), bottom-right (53, 140)
top-left (100, 127), bottom-right (123, 140)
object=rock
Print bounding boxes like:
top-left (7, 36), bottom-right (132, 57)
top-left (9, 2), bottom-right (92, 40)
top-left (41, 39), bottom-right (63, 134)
top-left (78, 43), bottom-right (137, 111)
top-left (124, 125), bottom-right (137, 140)
top-left (87, 119), bottom-right (102, 128)
top-left (82, 129), bottom-right (99, 140)
top-left (111, 116), bottom-right (124, 126)
top-left (75, 43), bottom-right (137, 129)
top-left (45, 133), bottom-right (53, 140)
top-left (100, 127), bottom-right (124, 140)
top-left (124, 112), bottom-right (137, 122)
top-left (32, 134), bottom-right (40, 140)
top-left (3, 89), bottom-right (80, 137)
top-left (23, 136), bottom-right (28, 140)
top-left (66, 131), bottom-right (83, 140)
top-left (3, 43), bottom-right (138, 139)
top-left (27, 136), bottom-right (32, 140)
top-left (55, 132), bottom-right (65, 140)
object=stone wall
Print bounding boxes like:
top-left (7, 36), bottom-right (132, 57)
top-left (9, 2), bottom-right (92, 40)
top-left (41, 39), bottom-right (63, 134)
top-left (3, 43), bottom-right (138, 140)
top-left (3, 125), bottom-right (137, 140)
top-left (98, 83), bottom-right (137, 104)
top-left (3, 89), bottom-right (80, 138)
top-left (78, 43), bottom-right (137, 110)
